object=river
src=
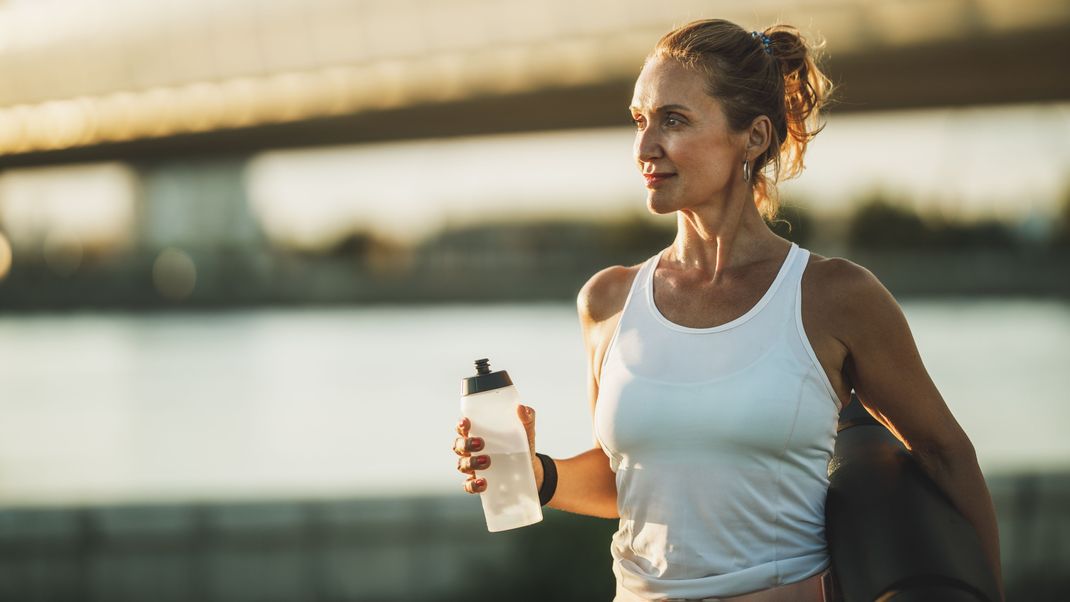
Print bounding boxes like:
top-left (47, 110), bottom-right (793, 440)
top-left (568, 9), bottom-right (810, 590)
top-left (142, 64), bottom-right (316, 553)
top-left (0, 299), bottom-right (1067, 507)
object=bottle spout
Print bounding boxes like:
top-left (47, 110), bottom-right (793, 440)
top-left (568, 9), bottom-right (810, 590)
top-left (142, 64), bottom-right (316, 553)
top-left (462, 357), bottom-right (513, 396)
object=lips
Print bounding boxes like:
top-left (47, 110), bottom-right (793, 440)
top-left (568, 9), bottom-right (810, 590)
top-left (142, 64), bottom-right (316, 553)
top-left (643, 173), bottom-right (675, 188)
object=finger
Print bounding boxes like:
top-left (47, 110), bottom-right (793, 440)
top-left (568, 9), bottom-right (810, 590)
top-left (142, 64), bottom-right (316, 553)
top-left (457, 455), bottom-right (491, 473)
top-left (518, 405), bottom-right (535, 425)
top-left (464, 476), bottom-right (487, 494)
top-left (518, 406), bottom-right (536, 447)
top-left (462, 455), bottom-right (490, 472)
top-left (453, 436), bottom-right (484, 456)
top-left (456, 417), bottom-right (470, 437)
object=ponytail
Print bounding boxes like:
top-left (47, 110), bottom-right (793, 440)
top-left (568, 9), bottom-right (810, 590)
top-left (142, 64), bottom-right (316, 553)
top-left (758, 24), bottom-right (835, 214)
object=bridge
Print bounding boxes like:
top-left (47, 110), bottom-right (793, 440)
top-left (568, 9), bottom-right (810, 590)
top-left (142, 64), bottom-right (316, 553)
top-left (1, 0), bottom-right (1067, 167)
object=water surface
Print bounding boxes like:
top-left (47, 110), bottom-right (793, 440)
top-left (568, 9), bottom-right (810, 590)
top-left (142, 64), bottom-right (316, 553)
top-left (0, 300), bottom-right (1066, 507)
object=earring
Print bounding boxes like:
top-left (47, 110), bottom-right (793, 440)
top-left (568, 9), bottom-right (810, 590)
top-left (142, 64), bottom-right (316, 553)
top-left (743, 159), bottom-right (752, 183)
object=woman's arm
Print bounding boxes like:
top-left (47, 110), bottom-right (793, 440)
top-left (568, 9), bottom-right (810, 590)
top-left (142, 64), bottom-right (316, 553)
top-left (534, 266), bottom-right (636, 519)
top-left (536, 447), bottom-right (618, 519)
top-left (458, 268), bottom-right (628, 518)
top-left (830, 259), bottom-right (1005, 600)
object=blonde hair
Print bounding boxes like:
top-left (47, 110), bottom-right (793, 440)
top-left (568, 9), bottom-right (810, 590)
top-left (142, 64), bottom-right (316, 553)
top-left (650, 19), bottom-right (834, 221)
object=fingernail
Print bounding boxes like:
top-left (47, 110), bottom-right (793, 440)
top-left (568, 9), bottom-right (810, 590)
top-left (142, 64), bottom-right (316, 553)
top-left (476, 456), bottom-right (489, 467)
top-left (470, 438), bottom-right (483, 451)
top-left (477, 478), bottom-right (486, 488)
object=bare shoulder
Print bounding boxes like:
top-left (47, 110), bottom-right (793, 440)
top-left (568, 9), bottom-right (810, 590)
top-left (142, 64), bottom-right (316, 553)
top-left (807, 253), bottom-right (973, 453)
top-left (577, 263), bottom-right (642, 328)
top-left (577, 263), bottom-right (644, 440)
top-left (802, 252), bottom-right (900, 343)
top-left (804, 252), bottom-right (886, 301)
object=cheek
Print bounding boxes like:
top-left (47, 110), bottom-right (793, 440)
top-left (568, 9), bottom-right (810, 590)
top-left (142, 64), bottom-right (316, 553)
top-left (675, 138), bottom-right (734, 175)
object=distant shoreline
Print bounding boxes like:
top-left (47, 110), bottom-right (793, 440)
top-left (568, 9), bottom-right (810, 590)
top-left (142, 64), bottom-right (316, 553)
top-left (0, 247), bottom-right (1067, 312)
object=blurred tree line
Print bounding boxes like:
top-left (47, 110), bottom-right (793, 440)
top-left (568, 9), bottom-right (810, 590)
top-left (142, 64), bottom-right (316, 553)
top-left (845, 194), bottom-right (1013, 251)
top-left (3, 185), bottom-right (1068, 309)
top-left (383, 189), bottom-right (1068, 264)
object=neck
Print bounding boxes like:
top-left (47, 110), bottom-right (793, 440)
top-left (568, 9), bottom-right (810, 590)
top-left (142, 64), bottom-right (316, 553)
top-left (665, 187), bottom-right (785, 283)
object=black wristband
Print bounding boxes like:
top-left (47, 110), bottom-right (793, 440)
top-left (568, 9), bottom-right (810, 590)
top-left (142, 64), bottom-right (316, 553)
top-left (535, 452), bottom-right (557, 506)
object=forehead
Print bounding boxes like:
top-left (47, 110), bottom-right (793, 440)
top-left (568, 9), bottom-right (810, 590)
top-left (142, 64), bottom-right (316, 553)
top-left (630, 56), bottom-right (715, 112)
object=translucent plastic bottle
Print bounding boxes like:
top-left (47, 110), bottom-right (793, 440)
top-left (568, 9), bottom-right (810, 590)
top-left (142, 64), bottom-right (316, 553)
top-left (460, 358), bottom-right (543, 532)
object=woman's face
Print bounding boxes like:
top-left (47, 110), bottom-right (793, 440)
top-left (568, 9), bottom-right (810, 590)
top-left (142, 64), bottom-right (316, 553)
top-left (630, 57), bottom-right (746, 215)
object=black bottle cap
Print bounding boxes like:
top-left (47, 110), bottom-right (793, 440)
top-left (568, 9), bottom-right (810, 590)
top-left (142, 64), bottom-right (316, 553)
top-left (462, 358), bottom-right (514, 396)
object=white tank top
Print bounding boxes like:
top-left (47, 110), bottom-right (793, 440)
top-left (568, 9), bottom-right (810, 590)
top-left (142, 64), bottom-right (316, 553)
top-left (594, 241), bottom-right (842, 601)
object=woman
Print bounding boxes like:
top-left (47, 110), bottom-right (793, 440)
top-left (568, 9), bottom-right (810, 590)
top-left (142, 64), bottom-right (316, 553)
top-left (453, 19), bottom-right (1004, 602)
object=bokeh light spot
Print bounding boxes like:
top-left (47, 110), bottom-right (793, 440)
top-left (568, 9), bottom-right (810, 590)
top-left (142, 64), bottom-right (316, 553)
top-left (152, 247), bottom-right (197, 301)
top-left (0, 232), bottom-right (12, 281)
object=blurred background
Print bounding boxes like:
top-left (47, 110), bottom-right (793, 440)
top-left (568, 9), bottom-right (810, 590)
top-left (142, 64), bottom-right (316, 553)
top-left (0, 0), bottom-right (1068, 600)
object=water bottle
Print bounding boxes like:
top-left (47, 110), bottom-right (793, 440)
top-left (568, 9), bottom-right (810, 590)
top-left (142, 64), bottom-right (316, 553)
top-left (460, 358), bottom-right (543, 532)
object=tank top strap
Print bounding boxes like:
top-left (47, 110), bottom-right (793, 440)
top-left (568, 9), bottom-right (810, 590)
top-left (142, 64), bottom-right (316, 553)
top-left (783, 242), bottom-right (811, 291)
top-left (762, 241), bottom-right (810, 322)
top-left (785, 244), bottom-right (843, 410)
top-left (598, 254), bottom-right (660, 377)
top-left (730, 241), bottom-right (803, 330)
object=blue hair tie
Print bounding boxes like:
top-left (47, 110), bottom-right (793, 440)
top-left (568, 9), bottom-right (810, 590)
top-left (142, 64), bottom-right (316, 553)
top-left (751, 30), bottom-right (773, 55)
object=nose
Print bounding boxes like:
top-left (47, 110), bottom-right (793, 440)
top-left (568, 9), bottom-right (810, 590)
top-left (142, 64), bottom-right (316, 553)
top-left (634, 125), bottom-right (663, 167)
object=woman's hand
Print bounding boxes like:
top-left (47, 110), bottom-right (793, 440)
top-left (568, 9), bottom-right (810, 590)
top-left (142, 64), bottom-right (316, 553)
top-left (454, 405), bottom-right (542, 495)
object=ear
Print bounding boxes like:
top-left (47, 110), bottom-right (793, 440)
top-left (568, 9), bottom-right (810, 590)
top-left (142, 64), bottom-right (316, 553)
top-left (744, 115), bottom-right (773, 161)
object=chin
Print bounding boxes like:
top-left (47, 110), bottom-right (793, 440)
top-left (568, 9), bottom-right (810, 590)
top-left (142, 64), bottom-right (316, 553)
top-left (646, 192), bottom-right (682, 216)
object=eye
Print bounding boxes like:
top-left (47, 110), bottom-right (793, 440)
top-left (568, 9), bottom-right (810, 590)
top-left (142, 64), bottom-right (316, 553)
top-left (665, 114), bottom-right (683, 127)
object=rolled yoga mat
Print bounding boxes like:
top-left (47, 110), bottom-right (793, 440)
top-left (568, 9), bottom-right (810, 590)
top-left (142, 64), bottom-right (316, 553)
top-left (825, 393), bottom-right (1001, 602)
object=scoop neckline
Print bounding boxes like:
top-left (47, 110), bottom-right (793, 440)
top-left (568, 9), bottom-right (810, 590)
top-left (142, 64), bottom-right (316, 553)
top-left (646, 242), bottom-right (799, 333)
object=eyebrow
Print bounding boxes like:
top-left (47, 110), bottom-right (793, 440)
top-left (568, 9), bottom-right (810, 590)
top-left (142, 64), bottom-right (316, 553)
top-left (629, 103), bottom-right (692, 115)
